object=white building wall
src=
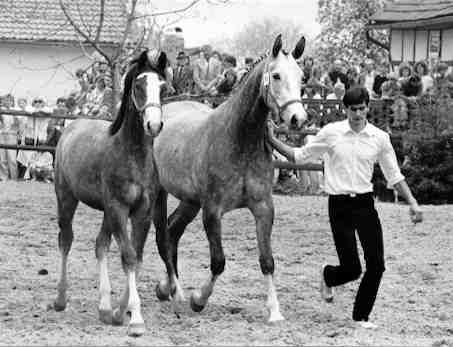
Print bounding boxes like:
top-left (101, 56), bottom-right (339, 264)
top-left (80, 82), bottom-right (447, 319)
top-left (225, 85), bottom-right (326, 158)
top-left (0, 42), bottom-right (94, 105)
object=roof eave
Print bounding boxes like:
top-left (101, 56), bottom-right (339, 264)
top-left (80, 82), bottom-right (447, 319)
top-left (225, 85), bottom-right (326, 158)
top-left (0, 37), bottom-right (120, 48)
top-left (368, 15), bottom-right (453, 29)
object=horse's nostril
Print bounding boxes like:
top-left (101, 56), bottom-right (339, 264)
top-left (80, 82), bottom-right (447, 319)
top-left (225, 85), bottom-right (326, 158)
top-left (290, 115), bottom-right (298, 125)
top-left (147, 122), bottom-right (152, 132)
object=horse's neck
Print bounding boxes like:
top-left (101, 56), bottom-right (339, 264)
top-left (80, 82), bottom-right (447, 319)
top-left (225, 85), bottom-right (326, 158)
top-left (226, 63), bottom-right (270, 151)
top-left (118, 105), bottom-right (149, 152)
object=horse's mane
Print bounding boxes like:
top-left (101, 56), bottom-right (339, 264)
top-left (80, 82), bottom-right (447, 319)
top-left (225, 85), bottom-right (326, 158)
top-left (233, 52), bottom-right (269, 93)
top-left (108, 62), bottom-right (139, 135)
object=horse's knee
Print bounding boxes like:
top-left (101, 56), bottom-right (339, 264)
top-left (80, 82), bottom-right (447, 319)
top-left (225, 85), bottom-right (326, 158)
top-left (211, 254), bottom-right (225, 276)
top-left (259, 255), bottom-right (275, 275)
top-left (120, 246), bottom-right (138, 271)
top-left (95, 232), bottom-right (111, 259)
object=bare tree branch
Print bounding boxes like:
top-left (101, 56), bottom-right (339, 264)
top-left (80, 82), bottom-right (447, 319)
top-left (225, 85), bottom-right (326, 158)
top-left (95, 0), bottom-right (105, 43)
top-left (132, 0), bottom-right (202, 20)
top-left (76, 1), bottom-right (93, 38)
top-left (114, 0), bottom-right (139, 60)
top-left (59, 0), bottom-right (111, 64)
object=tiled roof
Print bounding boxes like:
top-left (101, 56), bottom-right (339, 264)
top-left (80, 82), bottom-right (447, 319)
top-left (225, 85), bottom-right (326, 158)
top-left (0, 0), bottom-right (128, 45)
top-left (369, 0), bottom-right (453, 28)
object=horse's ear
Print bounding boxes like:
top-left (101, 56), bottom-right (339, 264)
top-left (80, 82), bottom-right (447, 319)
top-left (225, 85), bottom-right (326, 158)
top-left (156, 51), bottom-right (168, 75)
top-left (137, 50), bottom-right (149, 66)
top-left (272, 34), bottom-right (283, 58)
top-left (292, 36), bottom-right (305, 59)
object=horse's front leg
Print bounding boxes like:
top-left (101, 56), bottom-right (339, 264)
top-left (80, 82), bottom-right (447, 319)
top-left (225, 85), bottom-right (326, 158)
top-left (190, 205), bottom-right (225, 312)
top-left (96, 218), bottom-right (113, 324)
top-left (249, 198), bottom-right (284, 322)
top-left (106, 201), bottom-right (145, 337)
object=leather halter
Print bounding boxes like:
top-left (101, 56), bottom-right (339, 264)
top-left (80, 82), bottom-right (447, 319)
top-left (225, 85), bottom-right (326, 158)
top-left (131, 73), bottom-right (162, 113)
top-left (261, 62), bottom-right (303, 120)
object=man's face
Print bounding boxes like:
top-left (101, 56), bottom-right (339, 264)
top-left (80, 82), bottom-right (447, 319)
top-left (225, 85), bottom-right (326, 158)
top-left (346, 103), bottom-right (368, 129)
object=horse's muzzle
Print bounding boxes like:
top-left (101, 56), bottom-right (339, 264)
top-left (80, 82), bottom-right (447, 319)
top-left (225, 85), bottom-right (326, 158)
top-left (146, 120), bottom-right (163, 137)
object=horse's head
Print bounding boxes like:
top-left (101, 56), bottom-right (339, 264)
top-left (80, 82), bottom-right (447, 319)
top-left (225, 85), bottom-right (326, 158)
top-left (261, 34), bottom-right (307, 128)
top-left (131, 49), bottom-right (168, 137)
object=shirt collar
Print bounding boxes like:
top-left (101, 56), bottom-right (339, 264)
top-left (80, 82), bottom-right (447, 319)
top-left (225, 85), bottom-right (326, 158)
top-left (342, 119), bottom-right (375, 137)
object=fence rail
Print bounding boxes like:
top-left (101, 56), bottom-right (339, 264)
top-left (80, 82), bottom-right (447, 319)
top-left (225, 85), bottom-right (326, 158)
top-left (0, 101), bottom-right (347, 171)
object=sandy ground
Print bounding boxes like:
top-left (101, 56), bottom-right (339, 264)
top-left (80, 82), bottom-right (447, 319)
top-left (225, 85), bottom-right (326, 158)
top-left (0, 181), bottom-right (452, 346)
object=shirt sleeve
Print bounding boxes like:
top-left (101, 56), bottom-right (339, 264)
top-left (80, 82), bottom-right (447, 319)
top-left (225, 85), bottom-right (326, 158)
top-left (378, 133), bottom-right (405, 186)
top-left (293, 126), bottom-right (330, 163)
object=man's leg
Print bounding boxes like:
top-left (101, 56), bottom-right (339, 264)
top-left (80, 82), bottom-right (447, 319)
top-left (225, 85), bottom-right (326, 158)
top-left (324, 196), bottom-right (362, 287)
top-left (352, 196), bottom-right (385, 322)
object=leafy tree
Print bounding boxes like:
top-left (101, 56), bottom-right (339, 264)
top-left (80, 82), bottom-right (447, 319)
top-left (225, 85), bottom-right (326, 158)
top-left (314, 0), bottom-right (390, 69)
top-left (223, 17), bottom-right (314, 60)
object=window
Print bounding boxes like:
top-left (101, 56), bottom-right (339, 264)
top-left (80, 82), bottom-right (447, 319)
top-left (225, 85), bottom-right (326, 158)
top-left (429, 30), bottom-right (441, 58)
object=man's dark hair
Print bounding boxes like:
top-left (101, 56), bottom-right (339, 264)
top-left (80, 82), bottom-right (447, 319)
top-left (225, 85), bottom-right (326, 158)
top-left (342, 86), bottom-right (370, 107)
top-left (56, 97), bottom-right (66, 105)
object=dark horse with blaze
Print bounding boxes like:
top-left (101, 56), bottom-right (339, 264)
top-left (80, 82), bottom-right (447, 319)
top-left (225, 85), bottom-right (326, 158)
top-left (152, 35), bottom-right (307, 322)
top-left (52, 50), bottom-right (167, 337)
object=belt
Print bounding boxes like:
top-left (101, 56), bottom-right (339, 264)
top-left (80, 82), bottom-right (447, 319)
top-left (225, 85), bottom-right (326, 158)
top-left (330, 192), bottom-right (373, 199)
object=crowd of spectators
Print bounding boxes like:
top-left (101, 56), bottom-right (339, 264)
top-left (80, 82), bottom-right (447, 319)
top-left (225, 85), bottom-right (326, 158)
top-left (299, 56), bottom-right (453, 102)
top-left (169, 49), bottom-right (242, 98)
top-left (2, 46), bottom-right (452, 185)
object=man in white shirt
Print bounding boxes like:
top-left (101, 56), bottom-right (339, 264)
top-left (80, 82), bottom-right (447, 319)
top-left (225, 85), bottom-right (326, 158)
top-left (267, 86), bottom-right (423, 329)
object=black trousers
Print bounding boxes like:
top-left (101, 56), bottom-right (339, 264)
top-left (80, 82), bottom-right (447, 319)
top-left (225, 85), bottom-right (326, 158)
top-left (324, 192), bottom-right (385, 322)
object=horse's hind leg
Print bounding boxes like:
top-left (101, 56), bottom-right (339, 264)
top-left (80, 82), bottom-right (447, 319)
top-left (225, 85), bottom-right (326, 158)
top-left (96, 218), bottom-right (113, 324)
top-left (249, 198), bottom-right (284, 322)
top-left (190, 205), bottom-right (224, 313)
top-left (155, 200), bottom-right (200, 302)
top-left (54, 186), bottom-right (78, 311)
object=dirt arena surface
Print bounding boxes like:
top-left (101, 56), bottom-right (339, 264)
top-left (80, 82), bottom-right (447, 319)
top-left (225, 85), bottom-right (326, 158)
top-left (1, 181), bottom-right (452, 346)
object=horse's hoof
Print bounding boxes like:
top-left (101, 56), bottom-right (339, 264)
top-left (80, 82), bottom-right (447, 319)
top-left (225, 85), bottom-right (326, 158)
top-left (53, 300), bottom-right (66, 312)
top-left (112, 308), bottom-right (124, 326)
top-left (190, 291), bottom-right (205, 313)
top-left (127, 322), bottom-right (146, 337)
top-left (99, 309), bottom-right (113, 325)
top-left (155, 282), bottom-right (170, 301)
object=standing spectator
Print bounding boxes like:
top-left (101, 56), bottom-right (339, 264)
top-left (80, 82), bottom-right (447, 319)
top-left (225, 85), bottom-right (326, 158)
top-left (193, 50), bottom-right (210, 93)
top-left (16, 97), bottom-right (51, 180)
top-left (237, 57), bottom-right (254, 82)
top-left (326, 59), bottom-right (348, 89)
top-left (75, 68), bottom-right (92, 105)
top-left (345, 66), bottom-right (361, 90)
top-left (372, 63), bottom-right (389, 99)
top-left (326, 79), bottom-right (346, 100)
top-left (47, 97), bottom-right (67, 149)
top-left (0, 94), bottom-right (18, 180)
top-left (266, 86), bottom-right (423, 329)
top-left (207, 51), bottom-right (223, 84)
top-left (302, 56), bottom-right (314, 84)
top-left (173, 51), bottom-right (194, 95)
top-left (207, 55), bottom-right (237, 95)
top-left (414, 60), bottom-right (434, 94)
top-left (83, 75), bottom-right (109, 118)
top-left (397, 62), bottom-right (412, 86)
top-left (361, 59), bottom-right (376, 97)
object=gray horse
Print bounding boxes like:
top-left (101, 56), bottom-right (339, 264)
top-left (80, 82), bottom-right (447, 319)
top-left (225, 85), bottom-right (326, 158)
top-left (53, 50), bottom-right (167, 337)
top-left (153, 35), bottom-right (307, 322)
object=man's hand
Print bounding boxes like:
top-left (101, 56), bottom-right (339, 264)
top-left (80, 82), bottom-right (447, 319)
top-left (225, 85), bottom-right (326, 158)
top-left (409, 204), bottom-right (423, 224)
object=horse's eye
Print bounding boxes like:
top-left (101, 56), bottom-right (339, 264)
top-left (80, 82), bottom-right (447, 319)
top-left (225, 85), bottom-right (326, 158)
top-left (272, 73), bottom-right (281, 80)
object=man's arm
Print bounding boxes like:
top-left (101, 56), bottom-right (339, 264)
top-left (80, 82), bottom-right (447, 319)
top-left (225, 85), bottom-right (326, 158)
top-left (267, 121), bottom-right (329, 163)
top-left (393, 180), bottom-right (423, 223)
top-left (267, 128), bottom-right (297, 162)
top-left (378, 133), bottom-right (423, 224)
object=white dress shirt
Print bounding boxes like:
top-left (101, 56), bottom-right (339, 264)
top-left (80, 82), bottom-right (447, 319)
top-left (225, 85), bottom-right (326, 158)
top-left (294, 119), bottom-right (404, 195)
